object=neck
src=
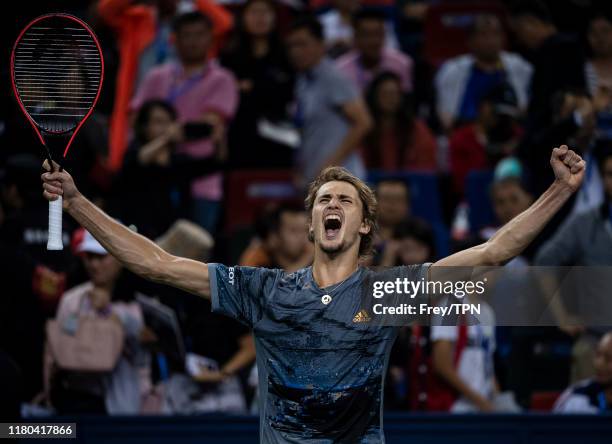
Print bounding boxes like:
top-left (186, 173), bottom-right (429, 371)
top-left (339, 9), bottom-right (353, 22)
top-left (252, 37), bottom-right (269, 58)
top-left (380, 114), bottom-right (396, 126)
top-left (360, 55), bottom-right (380, 69)
top-left (312, 247), bottom-right (360, 287)
top-left (96, 281), bottom-right (115, 295)
top-left (593, 55), bottom-right (612, 66)
top-left (474, 56), bottom-right (500, 71)
top-left (182, 60), bottom-right (207, 75)
top-left (538, 26), bottom-right (556, 46)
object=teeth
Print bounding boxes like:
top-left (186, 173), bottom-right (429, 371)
top-left (325, 215), bottom-right (341, 221)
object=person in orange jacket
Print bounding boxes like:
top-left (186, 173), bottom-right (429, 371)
top-left (97, 0), bottom-right (233, 171)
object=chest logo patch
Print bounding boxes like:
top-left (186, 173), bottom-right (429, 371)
top-left (352, 309), bottom-right (371, 323)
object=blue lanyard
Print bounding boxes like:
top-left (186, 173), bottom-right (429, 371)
top-left (167, 64), bottom-right (209, 105)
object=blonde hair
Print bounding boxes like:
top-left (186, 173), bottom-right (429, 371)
top-left (304, 167), bottom-right (378, 257)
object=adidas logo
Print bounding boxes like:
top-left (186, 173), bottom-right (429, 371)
top-left (353, 309), bottom-right (371, 323)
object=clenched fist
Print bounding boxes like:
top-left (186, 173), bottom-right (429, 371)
top-left (41, 160), bottom-right (80, 209)
top-left (550, 145), bottom-right (586, 192)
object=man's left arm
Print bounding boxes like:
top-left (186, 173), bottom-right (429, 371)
top-left (433, 145), bottom-right (586, 268)
top-left (322, 98), bottom-right (372, 169)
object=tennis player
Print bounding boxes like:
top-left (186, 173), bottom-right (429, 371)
top-left (42, 145), bottom-right (584, 442)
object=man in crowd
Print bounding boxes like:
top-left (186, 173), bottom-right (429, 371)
top-left (375, 179), bottom-right (411, 242)
top-left (535, 147), bottom-right (612, 381)
top-left (554, 332), bottom-right (612, 413)
top-left (98, 0), bottom-right (233, 170)
top-left (131, 11), bottom-right (238, 233)
top-left (239, 202), bottom-right (312, 272)
top-left (435, 14), bottom-right (532, 132)
top-left (510, 0), bottom-right (585, 132)
top-left (336, 9), bottom-right (413, 93)
top-left (319, 0), bottom-right (398, 57)
top-left (449, 83), bottom-right (523, 197)
top-left (287, 17), bottom-right (372, 186)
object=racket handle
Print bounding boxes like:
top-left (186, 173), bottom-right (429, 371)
top-left (47, 198), bottom-right (63, 251)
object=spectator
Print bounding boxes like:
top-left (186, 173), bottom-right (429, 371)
top-left (585, 12), bottom-right (612, 96)
top-left (534, 147), bottom-right (612, 382)
top-left (336, 9), bottom-right (413, 93)
top-left (111, 100), bottom-right (224, 239)
top-left (239, 203), bottom-right (312, 272)
top-left (287, 16), bottom-right (372, 185)
top-left (554, 332), bottom-right (612, 413)
top-left (131, 11), bottom-right (239, 233)
top-left (480, 177), bottom-right (533, 249)
top-left (435, 14), bottom-right (532, 132)
top-left (375, 179), bottom-right (410, 242)
top-left (149, 222), bottom-right (253, 415)
top-left (449, 84), bottom-right (523, 197)
top-left (379, 217), bottom-right (435, 266)
top-left (518, 90), bottom-right (601, 200)
top-left (364, 72), bottom-right (437, 171)
top-left (46, 230), bottom-right (150, 414)
top-left (220, 0), bottom-right (295, 169)
top-left (319, 0), bottom-right (398, 57)
top-left (510, 0), bottom-right (585, 131)
top-left (380, 217), bottom-right (437, 409)
top-left (97, 0), bottom-right (233, 171)
top-left (431, 302), bottom-right (499, 412)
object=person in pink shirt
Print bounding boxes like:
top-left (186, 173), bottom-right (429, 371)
top-left (336, 9), bottom-right (413, 93)
top-left (131, 11), bottom-right (239, 233)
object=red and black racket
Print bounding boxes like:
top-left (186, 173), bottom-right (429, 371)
top-left (11, 13), bottom-right (104, 250)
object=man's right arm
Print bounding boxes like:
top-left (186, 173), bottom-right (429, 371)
top-left (42, 162), bottom-right (210, 299)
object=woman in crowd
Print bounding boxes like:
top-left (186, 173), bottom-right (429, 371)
top-left (585, 13), bottom-right (612, 96)
top-left (220, 0), bottom-right (294, 168)
top-left (110, 100), bottom-right (224, 239)
top-left (364, 72), bottom-right (437, 171)
top-left (46, 230), bottom-right (151, 415)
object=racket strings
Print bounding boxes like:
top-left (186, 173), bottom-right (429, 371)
top-left (13, 16), bottom-right (102, 133)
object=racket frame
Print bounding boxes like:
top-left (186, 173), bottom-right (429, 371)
top-left (10, 13), bottom-right (105, 250)
top-left (10, 12), bottom-right (105, 158)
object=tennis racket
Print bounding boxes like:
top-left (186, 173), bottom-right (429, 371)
top-left (10, 13), bottom-right (104, 250)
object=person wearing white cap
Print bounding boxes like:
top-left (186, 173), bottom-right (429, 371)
top-left (46, 228), bottom-right (149, 415)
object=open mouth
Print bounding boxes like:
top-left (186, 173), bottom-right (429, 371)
top-left (323, 214), bottom-right (342, 239)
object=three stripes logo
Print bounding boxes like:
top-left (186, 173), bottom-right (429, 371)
top-left (352, 309), bottom-right (371, 323)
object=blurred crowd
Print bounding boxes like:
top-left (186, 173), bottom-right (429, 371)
top-left (1, 0), bottom-right (612, 418)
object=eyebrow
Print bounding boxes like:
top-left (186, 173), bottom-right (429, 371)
top-left (319, 193), bottom-right (354, 200)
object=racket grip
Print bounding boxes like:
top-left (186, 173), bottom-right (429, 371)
top-left (47, 197), bottom-right (64, 250)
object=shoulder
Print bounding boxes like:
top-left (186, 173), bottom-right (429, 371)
top-left (61, 282), bottom-right (93, 302)
top-left (500, 52), bottom-right (532, 71)
top-left (319, 10), bottom-right (339, 26)
top-left (554, 379), bottom-right (601, 413)
top-left (571, 379), bottom-right (602, 397)
top-left (567, 207), bottom-right (601, 229)
top-left (335, 51), bottom-right (358, 69)
top-left (450, 124), bottom-right (477, 142)
top-left (147, 62), bottom-right (175, 80)
top-left (384, 48), bottom-right (412, 67)
top-left (437, 55), bottom-right (473, 77)
top-left (57, 282), bottom-right (93, 316)
top-left (208, 62), bottom-right (237, 85)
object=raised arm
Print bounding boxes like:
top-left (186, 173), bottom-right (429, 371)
top-left (41, 162), bottom-right (210, 299)
top-left (322, 98), bottom-right (373, 169)
top-left (433, 145), bottom-right (586, 269)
